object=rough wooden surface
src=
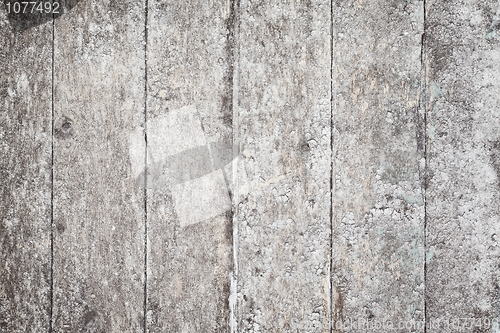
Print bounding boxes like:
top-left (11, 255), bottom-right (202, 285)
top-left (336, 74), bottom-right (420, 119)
top-left (235, 0), bottom-right (332, 331)
top-left (425, 1), bottom-right (500, 331)
top-left (0, 8), bottom-right (53, 333)
top-left (52, 0), bottom-right (146, 331)
top-left (331, 0), bottom-right (425, 331)
top-left (2, 1), bottom-right (500, 332)
top-left (146, 0), bottom-right (234, 331)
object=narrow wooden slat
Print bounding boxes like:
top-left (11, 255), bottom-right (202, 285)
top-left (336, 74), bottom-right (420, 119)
top-left (425, 1), bottom-right (500, 330)
top-left (0, 7), bottom-right (53, 333)
top-left (146, 0), bottom-right (235, 331)
top-left (52, 0), bottom-right (146, 331)
top-left (235, 0), bottom-right (332, 331)
top-left (331, 0), bottom-right (425, 331)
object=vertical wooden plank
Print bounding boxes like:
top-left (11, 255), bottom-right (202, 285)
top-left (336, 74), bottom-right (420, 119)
top-left (425, 0), bottom-right (500, 331)
top-left (146, 0), bottom-right (234, 331)
top-left (0, 7), bottom-right (52, 333)
top-left (235, 0), bottom-right (331, 331)
top-left (331, 0), bottom-right (425, 330)
top-left (52, 0), bottom-right (146, 331)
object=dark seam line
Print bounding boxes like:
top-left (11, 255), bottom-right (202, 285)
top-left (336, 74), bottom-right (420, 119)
top-left (50, 3), bottom-right (55, 332)
top-left (232, 1), bottom-right (241, 331)
top-left (143, 0), bottom-right (148, 332)
top-left (329, 0), bottom-right (334, 331)
top-left (421, 1), bottom-right (427, 332)
top-left (212, 0), bottom-right (237, 328)
top-left (220, 0), bottom-right (236, 205)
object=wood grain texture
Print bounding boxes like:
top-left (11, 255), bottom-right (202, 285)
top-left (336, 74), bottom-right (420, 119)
top-left (3, 1), bottom-right (500, 331)
top-left (331, 0), bottom-right (425, 331)
top-left (0, 8), bottom-right (53, 333)
top-left (52, 0), bottom-right (146, 331)
top-left (235, 0), bottom-right (332, 331)
top-left (146, 0), bottom-right (234, 331)
top-left (425, 1), bottom-right (500, 331)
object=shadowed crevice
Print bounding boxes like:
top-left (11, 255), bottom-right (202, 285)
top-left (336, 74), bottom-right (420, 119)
top-left (143, 0), bottom-right (148, 331)
top-left (49, 5), bottom-right (54, 332)
top-left (420, 0), bottom-right (428, 332)
top-left (330, 0), bottom-right (335, 331)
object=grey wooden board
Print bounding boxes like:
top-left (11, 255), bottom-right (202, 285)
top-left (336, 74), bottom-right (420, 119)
top-left (0, 8), bottom-right (53, 333)
top-left (52, 0), bottom-right (146, 331)
top-left (331, 0), bottom-right (425, 331)
top-left (425, 0), bottom-right (500, 331)
top-left (235, 0), bottom-right (332, 331)
top-left (146, 0), bottom-right (234, 331)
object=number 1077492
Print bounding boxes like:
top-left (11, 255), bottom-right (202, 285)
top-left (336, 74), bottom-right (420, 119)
top-left (5, 1), bottom-right (60, 14)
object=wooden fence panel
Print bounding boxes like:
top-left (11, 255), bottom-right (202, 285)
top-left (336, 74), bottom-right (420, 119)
top-left (0, 7), bottom-right (53, 333)
top-left (2, 1), bottom-right (500, 332)
top-left (52, 0), bottom-right (146, 331)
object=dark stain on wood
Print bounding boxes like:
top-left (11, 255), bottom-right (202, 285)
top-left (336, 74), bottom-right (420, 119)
top-left (4, 0), bottom-right (83, 33)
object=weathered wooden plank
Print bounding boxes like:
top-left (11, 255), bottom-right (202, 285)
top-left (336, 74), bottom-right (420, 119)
top-left (425, 1), bottom-right (500, 331)
top-left (52, 0), bottom-right (146, 331)
top-left (235, 0), bottom-right (331, 331)
top-left (0, 7), bottom-right (53, 333)
top-left (146, 0), bottom-right (235, 331)
top-left (331, 0), bottom-right (425, 331)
